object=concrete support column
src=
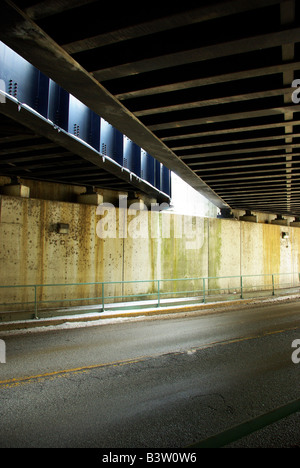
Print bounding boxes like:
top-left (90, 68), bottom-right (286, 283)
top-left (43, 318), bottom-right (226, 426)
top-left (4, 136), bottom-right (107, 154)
top-left (271, 214), bottom-right (289, 226)
top-left (290, 217), bottom-right (300, 227)
top-left (217, 208), bottom-right (234, 219)
top-left (77, 187), bottom-right (103, 205)
top-left (1, 182), bottom-right (30, 198)
top-left (239, 210), bottom-right (257, 223)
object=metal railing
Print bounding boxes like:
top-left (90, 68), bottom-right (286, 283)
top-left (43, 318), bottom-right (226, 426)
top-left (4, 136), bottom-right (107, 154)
top-left (0, 272), bottom-right (299, 322)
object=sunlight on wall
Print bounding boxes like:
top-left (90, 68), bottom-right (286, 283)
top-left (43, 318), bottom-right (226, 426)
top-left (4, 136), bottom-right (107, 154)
top-left (169, 173), bottom-right (219, 218)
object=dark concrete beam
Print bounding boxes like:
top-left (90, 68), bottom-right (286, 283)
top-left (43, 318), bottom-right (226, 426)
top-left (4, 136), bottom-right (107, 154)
top-left (61, 0), bottom-right (287, 53)
top-left (172, 135), bottom-right (300, 152)
top-left (0, 142), bottom-right (57, 155)
top-left (116, 61), bottom-right (300, 101)
top-left (204, 172), bottom-right (300, 183)
top-left (25, 0), bottom-right (98, 20)
top-left (187, 154), bottom-right (300, 167)
top-left (0, 152), bottom-right (72, 164)
top-left (224, 192), bottom-right (300, 200)
top-left (161, 120), bottom-right (300, 142)
top-left (133, 87), bottom-right (292, 117)
top-left (210, 179), bottom-right (299, 188)
top-left (180, 144), bottom-right (300, 160)
top-left (92, 28), bottom-right (300, 82)
top-left (219, 187), bottom-right (297, 195)
top-left (149, 105), bottom-right (300, 132)
top-left (194, 160), bottom-right (296, 173)
top-left (2, 158), bottom-right (85, 174)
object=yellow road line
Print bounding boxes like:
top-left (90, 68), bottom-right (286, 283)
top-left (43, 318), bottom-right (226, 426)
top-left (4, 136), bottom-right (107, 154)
top-left (0, 355), bottom-right (152, 388)
top-left (0, 325), bottom-right (298, 389)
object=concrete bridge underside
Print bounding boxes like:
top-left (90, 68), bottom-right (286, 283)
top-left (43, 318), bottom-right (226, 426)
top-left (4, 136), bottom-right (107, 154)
top-left (1, 0), bottom-right (300, 215)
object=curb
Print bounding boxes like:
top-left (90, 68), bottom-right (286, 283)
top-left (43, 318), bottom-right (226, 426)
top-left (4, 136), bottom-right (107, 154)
top-left (0, 297), bottom-right (266, 333)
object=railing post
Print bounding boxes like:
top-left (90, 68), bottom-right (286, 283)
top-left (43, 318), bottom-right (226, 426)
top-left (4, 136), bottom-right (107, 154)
top-left (272, 274), bottom-right (275, 296)
top-left (240, 276), bottom-right (243, 299)
top-left (34, 285), bottom-right (39, 319)
top-left (102, 282), bottom-right (105, 312)
top-left (158, 279), bottom-right (160, 307)
top-left (203, 278), bottom-right (206, 303)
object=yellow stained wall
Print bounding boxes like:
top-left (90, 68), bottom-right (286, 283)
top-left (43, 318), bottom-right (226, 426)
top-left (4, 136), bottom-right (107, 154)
top-left (0, 194), bottom-right (300, 312)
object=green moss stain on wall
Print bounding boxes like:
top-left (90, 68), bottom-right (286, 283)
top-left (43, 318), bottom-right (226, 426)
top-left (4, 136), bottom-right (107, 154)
top-left (262, 224), bottom-right (281, 287)
top-left (292, 227), bottom-right (300, 274)
top-left (241, 223), bottom-right (270, 292)
top-left (160, 215), bottom-right (175, 295)
top-left (159, 214), bottom-right (209, 296)
top-left (208, 218), bottom-right (222, 294)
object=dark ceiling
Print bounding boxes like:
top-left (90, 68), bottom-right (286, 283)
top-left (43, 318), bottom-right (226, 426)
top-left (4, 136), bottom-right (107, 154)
top-left (1, 0), bottom-right (300, 215)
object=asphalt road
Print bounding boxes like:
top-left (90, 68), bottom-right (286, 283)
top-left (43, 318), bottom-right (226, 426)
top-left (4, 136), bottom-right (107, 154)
top-left (0, 299), bottom-right (300, 448)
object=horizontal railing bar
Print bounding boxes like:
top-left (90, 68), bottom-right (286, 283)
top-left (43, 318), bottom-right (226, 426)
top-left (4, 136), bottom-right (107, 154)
top-left (0, 272), bottom-right (298, 290)
top-left (103, 293), bottom-right (158, 301)
top-left (37, 296), bottom-right (104, 305)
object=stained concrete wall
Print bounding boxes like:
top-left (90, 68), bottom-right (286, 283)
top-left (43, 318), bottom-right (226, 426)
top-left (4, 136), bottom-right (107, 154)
top-left (0, 194), bottom-right (299, 313)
